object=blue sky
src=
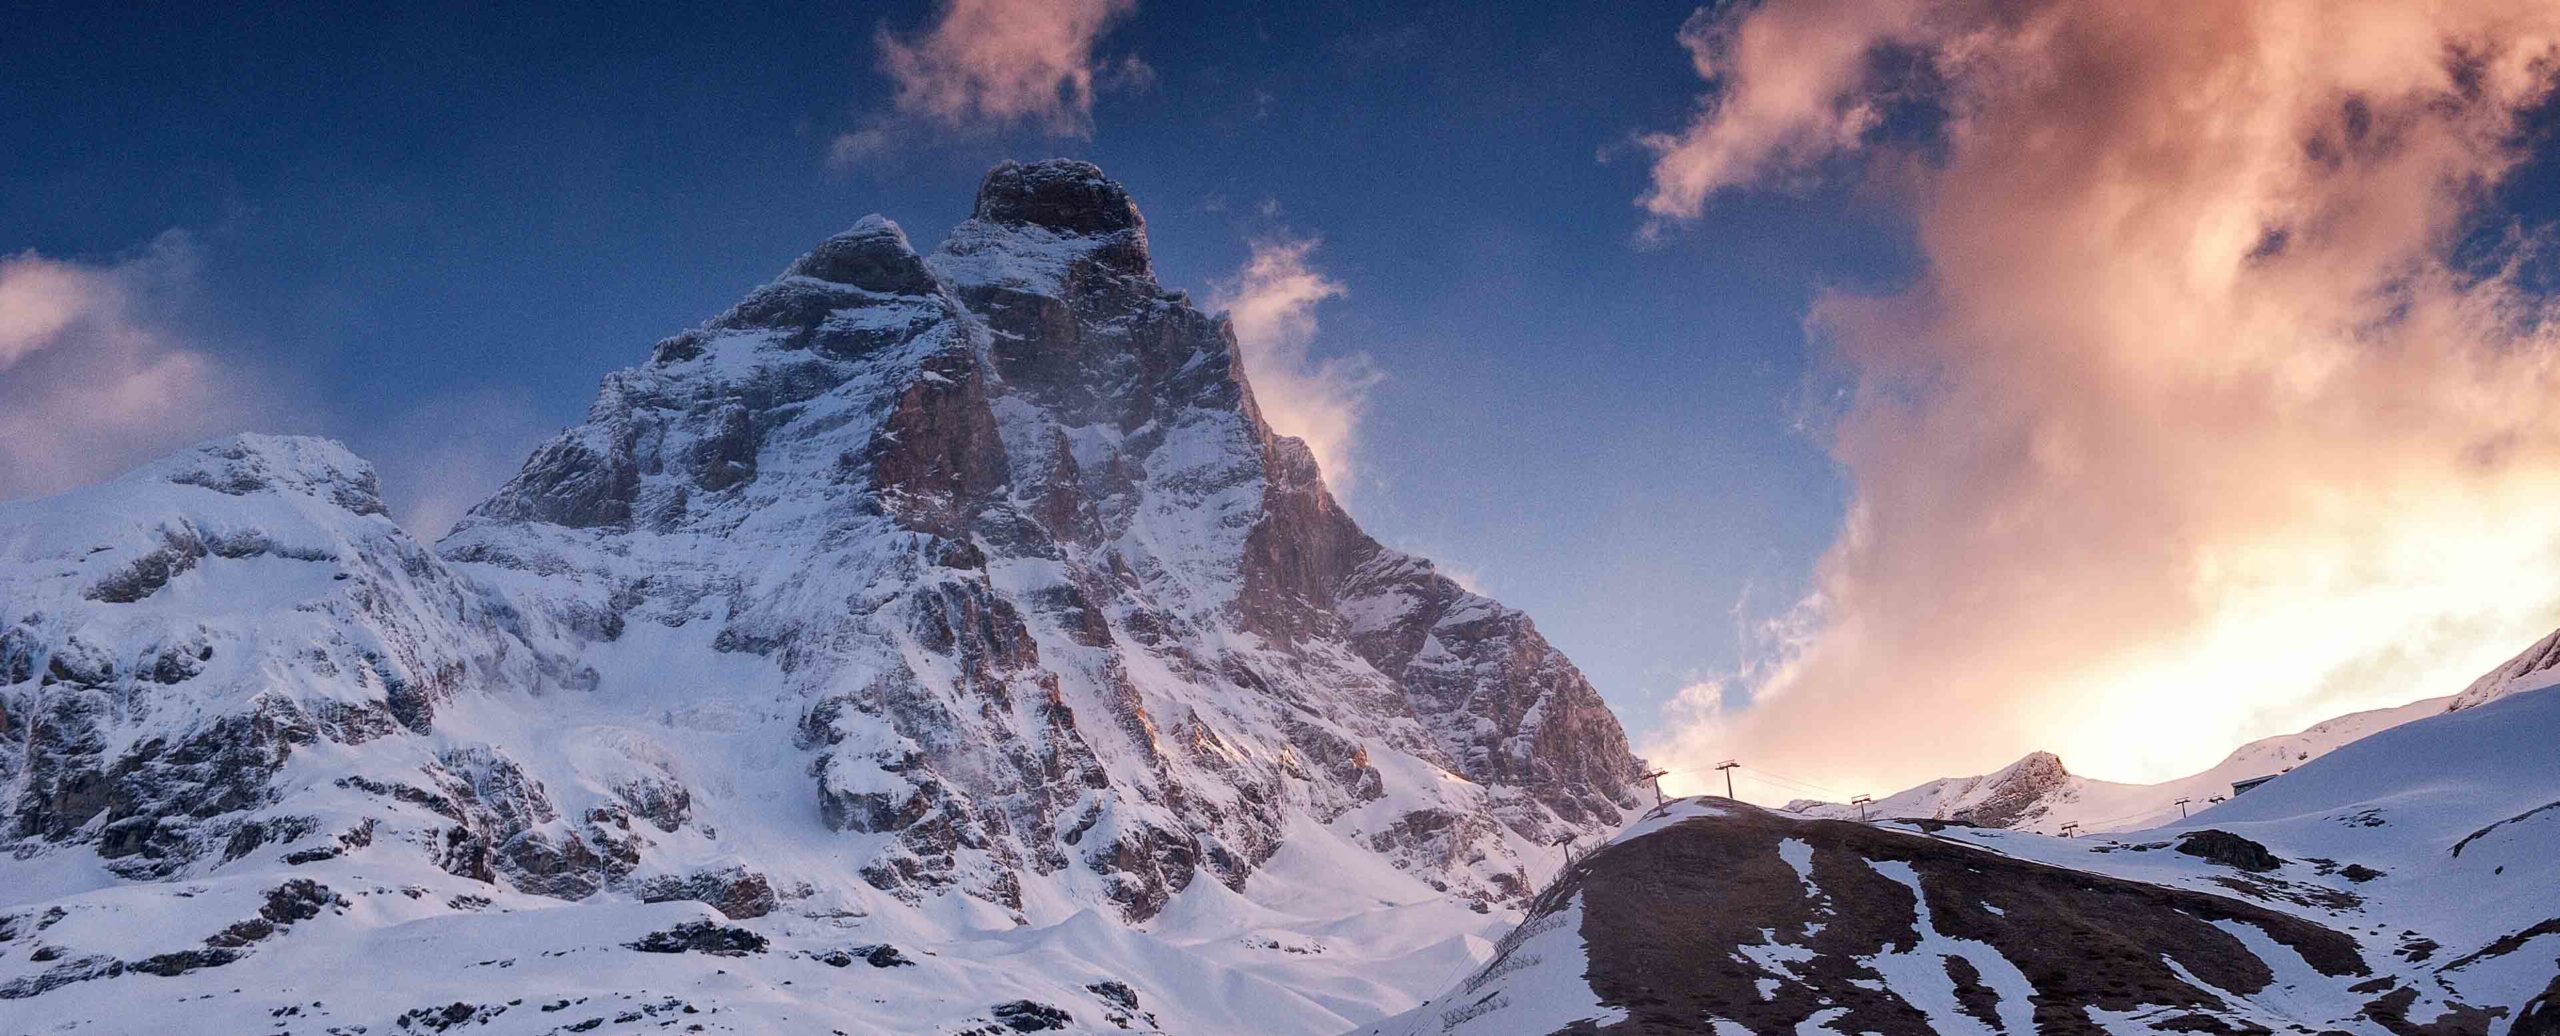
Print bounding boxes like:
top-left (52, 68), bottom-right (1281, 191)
top-left (9, 1), bottom-right (2558, 794)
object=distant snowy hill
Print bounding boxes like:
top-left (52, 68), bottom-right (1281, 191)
top-left (1789, 695), bottom-right (2455, 835)
top-left (2451, 625), bottom-right (2560, 710)
top-left (0, 161), bottom-right (1647, 1034)
top-left (1371, 681), bottom-right (2560, 1035)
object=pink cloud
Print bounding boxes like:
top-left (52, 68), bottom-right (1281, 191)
top-left (0, 234), bottom-right (271, 502)
top-left (1637, 1), bottom-right (2560, 797)
top-left (874, 0), bottom-right (1137, 135)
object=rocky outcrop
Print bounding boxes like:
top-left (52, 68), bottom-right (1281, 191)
top-left (1377, 801), bottom-right (2402, 1035)
top-left (2175, 829), bottom-right (2283, 872)
top-left (1548, 805), bottom-right (2364, 1034)
top-left (633, 865), bottom-right (778, 920)
top-left (1944, 750), bottom-right (2071, 828)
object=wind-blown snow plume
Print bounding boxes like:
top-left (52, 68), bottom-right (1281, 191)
top-left (366, 386), bottom-right (552, 539)
top-left (0, 233), bottom-right (262, 501)
top-left (874, 0), bottom-right (1137, 135)
top-left (1213, 237), bottom-right (1378, 491)
top-left (1639, 0), bottom-right (2560, 795)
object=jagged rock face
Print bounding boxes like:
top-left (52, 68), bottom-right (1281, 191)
top-left (1943, 750), bottom-right (2071, 828)
top-left (436, 158), bottom-right (1647, 918)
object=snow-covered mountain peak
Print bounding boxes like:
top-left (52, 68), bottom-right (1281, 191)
top-left (132, 433), bottom-right (388, 517)
top-left (1999, 748), bottom-right (2064, 779)
top-left (0, 161), bottom-right (1652, 1032)
top-left (934, 159), bottom-right (1156, 297)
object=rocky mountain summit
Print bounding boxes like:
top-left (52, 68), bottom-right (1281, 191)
top-left (0, 160), bottom-right (1647, 1033)
top-left (436, 158), bottom-right (1646, 916)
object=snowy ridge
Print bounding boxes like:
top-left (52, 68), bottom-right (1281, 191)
top-left (1789, 694), bottom-right (2458, 836)
top-left (1788, 624), bottom-right (2560, 838)
top-left (2451, 624), bottom-right (2560, 710)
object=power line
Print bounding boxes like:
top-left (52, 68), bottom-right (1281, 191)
top-left (1649, 762), bottom-right (1861, 806)
top-left (1737, 764), bottom-right (1855, 799)
top-left (1731, 771), bottom-right (1830, 798)
top-left (1733, 768), bottom-right (1848, 800)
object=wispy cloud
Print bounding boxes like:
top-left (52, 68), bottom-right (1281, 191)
top-left (364, 386), bottom-right (554, 540)
top-left (0, 233), bottom-right (275, 502)
top-left (1212, 237), bottom-right (1381, 493)
top-left (1636, 1), bottom-right (2560, 796)
top-left (835, 0), bottom-right (1142, 166)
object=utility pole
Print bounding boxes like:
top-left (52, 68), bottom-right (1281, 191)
top-left (1639, 769), bottom-right (1669, 808)
top-left (1715, 760), bottom-right (1740, 800)
top-left (1850, 794), bottom-right (1873, 822)
top-left (2060, 822), bottom-right (2080, 838)
top-left (2174, 797), bottom-right (2193, 819)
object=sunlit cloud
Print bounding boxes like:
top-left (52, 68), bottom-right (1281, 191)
top-left (1637, 0), bottom-right (2560, 797)
top-left (0, 233), bottom-right (273, 502)
top-left (1635, 0), bottom-right (1920, 236)
top-left (873, 0), bottom-right (1135, 135)
top-left (830, 0), bottom-right (1144, 170)
top-left (1212, 237), bottom-right (1380, 493)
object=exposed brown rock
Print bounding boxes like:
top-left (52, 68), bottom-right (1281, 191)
top-left (1535, 803), bottom-right (2364, 1035)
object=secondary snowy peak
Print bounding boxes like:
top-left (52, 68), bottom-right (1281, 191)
top-left (129, 433), bottom-right (390, 517)
top-left (0, 434), bottom-right (572, 878)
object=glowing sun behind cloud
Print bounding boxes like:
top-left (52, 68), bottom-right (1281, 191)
top-left (1637, 0), bottom-right (2560, 798)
